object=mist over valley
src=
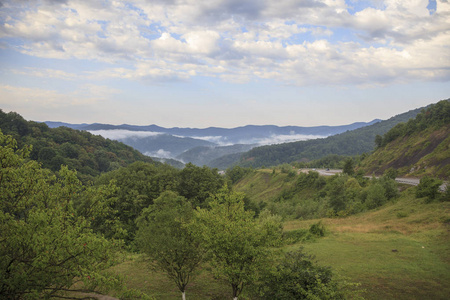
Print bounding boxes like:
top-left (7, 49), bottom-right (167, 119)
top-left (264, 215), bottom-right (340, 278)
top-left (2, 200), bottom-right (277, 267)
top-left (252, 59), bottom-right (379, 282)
top-left (46, 120), bottom-right (380, 166)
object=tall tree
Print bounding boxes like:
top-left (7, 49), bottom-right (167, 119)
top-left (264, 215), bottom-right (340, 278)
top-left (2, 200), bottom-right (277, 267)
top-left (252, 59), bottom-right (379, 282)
top-left (0, 131), bottom-right (121, 299)
top-left (177, 163), bottom-right (224, 208)
top-left (194, 188), bottom-right (282, 300)
top-left (135, 191), bottom-right (204, 300)
top-left (342, 158), bottom-right (355, 176)
top-left (95, 161), bottom-right (178, 243)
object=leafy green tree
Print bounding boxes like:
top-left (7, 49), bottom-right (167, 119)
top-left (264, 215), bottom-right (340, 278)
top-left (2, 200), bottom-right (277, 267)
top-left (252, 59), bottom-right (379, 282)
top-left (326, 175), bottom-right (347, 214)
top-left (0, 131), bottom-right (121, 299)
top-left (379, 176), bottom-right (399, 200)
top-left (95, 162), bottom-right (179, 243)
top-left (342, 158), bottom-right (355, 176)
top-left (383, 168), bottom-right (398, 180)
top-left (416, 176), bottom-right (443, 202)
top-left (0, 109), bottom-right (156, 182)
top-left (257, 248), bottom-right (344, 299)
top-left (374, 134), bottom-right (383, 148)
top-left (226, 165), bottom-right (253, 184)
top-left (193, 188), bottom-right (282, 300)
top-left (177, 163), bottom-right (224, 208)
top-left (135, 191), bottom-right (203, 300)
top-left (365, 183), bottom-right (387, 209)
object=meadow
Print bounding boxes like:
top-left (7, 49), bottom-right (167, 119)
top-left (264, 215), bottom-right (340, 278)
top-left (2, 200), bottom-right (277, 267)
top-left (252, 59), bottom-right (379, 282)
top-left (107, 186), bottom-right (449, 299)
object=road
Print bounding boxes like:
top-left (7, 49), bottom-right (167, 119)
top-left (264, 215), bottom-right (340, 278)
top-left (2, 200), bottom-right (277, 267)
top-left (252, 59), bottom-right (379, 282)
top-left (299, 169), bottom-right (448, 191)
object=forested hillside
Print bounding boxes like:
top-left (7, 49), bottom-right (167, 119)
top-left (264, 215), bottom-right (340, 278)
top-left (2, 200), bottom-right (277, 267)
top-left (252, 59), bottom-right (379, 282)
top-left (360, 99), bottom-right (450, 180)
top-left (177, 144), bottom-right (255, 167)
top-left (0, 109), bottom-right (155, 182)
top-left (235, 105), bottom-right (426, 168)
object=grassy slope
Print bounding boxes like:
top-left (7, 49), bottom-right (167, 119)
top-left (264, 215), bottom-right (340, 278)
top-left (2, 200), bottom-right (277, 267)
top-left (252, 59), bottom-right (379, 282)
top-left (234, 169), bottom-right (294, 202)
top-left (285, 188), bottom-right (450, 300)
top-left (106, 174), bottom-right (449, 300)
top-left (360, 124), bottom-right (450, 180)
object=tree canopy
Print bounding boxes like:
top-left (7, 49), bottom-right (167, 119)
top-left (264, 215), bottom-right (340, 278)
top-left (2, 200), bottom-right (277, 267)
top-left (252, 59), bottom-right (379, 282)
top-left (193, 188), bottom-right (282, 299)
top-left (0, 130), bottom-right (122, 299)
top-left (135, 191), bottom-right (204, 300)
top-left (0, 109), bottom-right (155, 183)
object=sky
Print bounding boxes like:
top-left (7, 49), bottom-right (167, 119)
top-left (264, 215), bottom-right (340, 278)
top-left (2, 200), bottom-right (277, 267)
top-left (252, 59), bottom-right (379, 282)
top-left (0, 0), bottom-right (449, 128)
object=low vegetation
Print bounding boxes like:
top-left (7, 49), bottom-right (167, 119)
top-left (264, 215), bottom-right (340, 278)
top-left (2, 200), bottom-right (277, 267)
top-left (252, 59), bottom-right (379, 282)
top-left (360, 99), bottom-right (450, 180)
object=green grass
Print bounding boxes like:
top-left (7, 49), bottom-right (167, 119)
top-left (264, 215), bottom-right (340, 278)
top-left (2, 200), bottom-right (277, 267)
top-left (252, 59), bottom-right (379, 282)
top-left (100, 187), bottom-right (450, 300)
top-left (299, 231), bottom-right (449, 299)
top-left (285, 190), bottom-right (450, 300)
top-left (234, 169), bottom-right (297, 204)
top-left (108, 257), bottom-right (231, 299)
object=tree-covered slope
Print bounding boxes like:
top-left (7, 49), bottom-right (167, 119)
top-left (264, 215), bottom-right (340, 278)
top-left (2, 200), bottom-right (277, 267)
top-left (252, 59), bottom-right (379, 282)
top-left (0, 109), bottom-right (155, 182)
top-left (236, 104), bottom-right (428, 168)
top-left (177, 144), bottom-right (255, 166)
top-left (360, 99), bottom-right (450, 180)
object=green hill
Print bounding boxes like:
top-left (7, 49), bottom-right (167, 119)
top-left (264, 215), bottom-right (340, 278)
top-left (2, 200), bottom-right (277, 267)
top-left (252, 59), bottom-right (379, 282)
top-left (234, 104), bottom-right (428, 168)
top-left (106, 168), bottom-right (450, 300)
top-left (360, 99), bottom-right (450, 180)
top-left (0, 109), bottom-right (155, 182)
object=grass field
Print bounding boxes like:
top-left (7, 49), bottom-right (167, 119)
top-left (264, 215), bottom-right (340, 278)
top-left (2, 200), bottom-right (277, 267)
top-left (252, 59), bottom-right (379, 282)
top-left (106, 186), bottom-right (449, 300)
top-left (285, 189), bottom-right (450, 300)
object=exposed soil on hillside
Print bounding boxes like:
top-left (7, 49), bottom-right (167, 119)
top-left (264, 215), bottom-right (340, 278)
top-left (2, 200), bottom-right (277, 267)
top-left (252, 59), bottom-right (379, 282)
top-left (363, 125), bottom-right (450, 179)
top-left (387, 133), bottom-right (447, 170)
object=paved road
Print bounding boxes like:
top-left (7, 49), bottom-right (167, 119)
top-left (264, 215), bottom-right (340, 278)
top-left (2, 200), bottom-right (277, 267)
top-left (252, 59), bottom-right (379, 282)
top-left (299, 169), bottom-right (448, 191)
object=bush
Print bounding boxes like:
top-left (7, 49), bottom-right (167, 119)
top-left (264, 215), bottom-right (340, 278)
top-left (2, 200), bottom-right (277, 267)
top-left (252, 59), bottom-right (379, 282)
top-left (256, 248), bottom-right (345, 299)
top-left (365, 183), bottom-right (387, 209)
top-left (309, 221), bottom-right (326, 237)
top-left (416, 176), bottom-right (443, 202)
top-left (282, 229), bottom-right (310, 244)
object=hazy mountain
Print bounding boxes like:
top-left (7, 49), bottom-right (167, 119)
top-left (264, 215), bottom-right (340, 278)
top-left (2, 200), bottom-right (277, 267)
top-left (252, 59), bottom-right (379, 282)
top-left (46, 120), bottom-right (381, 145)
top-left (234, 106), bottom-right (426, 168)
top-left (177, 144), bottom-right (255, 166)
top-left (119, 134), bottom-right (215, 158)
top-left (44, 120), bottom-right (380, 165)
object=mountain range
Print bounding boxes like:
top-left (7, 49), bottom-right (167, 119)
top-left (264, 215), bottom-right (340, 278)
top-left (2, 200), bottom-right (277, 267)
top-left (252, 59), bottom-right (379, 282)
top-left (45, 120), bottom-right (381, 166)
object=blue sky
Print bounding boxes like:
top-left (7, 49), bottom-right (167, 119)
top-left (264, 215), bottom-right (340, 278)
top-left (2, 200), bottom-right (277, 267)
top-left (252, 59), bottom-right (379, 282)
top-left (0, 0), bottom-right (449, 128)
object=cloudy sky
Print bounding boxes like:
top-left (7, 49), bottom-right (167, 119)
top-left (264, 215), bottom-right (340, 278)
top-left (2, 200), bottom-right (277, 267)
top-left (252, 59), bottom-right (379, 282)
top-left (0, 0), bottom-right (449, 128)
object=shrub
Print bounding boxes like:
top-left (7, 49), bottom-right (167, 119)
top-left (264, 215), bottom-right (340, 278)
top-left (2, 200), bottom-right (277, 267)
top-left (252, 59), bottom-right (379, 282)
top-left (416, 176), bottom-right (443, 202)
top-left (256, 248), bottom-right (345, 299)
top-left (309, 221), bottom-right (326, 237)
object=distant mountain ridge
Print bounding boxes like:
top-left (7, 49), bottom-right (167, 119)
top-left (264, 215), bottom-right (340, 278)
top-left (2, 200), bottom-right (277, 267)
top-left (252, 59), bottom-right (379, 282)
top-left (230, 105), bottom-right (430, 168)
top-left (45, 120), bottom-right (381, 144)
top-left (44, 120), bottom-right (382, 166)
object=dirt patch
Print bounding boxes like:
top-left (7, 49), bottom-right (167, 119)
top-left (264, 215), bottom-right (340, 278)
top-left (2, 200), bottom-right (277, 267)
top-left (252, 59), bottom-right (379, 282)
top-left (389, 136), bottom-right (444, 170)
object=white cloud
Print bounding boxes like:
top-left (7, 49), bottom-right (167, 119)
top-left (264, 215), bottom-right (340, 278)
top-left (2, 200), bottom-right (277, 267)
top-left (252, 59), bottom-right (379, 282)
top-left (144, 149), bottom-right (173, 159)
top-left (250, 134), bottom-right (327, 146)
top-left (0, 83), bottom-right (123, 122)
top-left (88, 130), bottom-right (163, 140)
top-left (0, 0), bottom-right (449, 87)
top-left (183, 135), bottom-right (229, 145)
top-left (10, 67), bottom-right (79, 80)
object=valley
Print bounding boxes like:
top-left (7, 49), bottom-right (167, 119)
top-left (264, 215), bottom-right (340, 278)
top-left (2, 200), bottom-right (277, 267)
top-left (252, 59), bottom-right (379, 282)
top-left (1, 99), bottom-right (449, 300)
top-left (46, 120), bottom-right (380, 168)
